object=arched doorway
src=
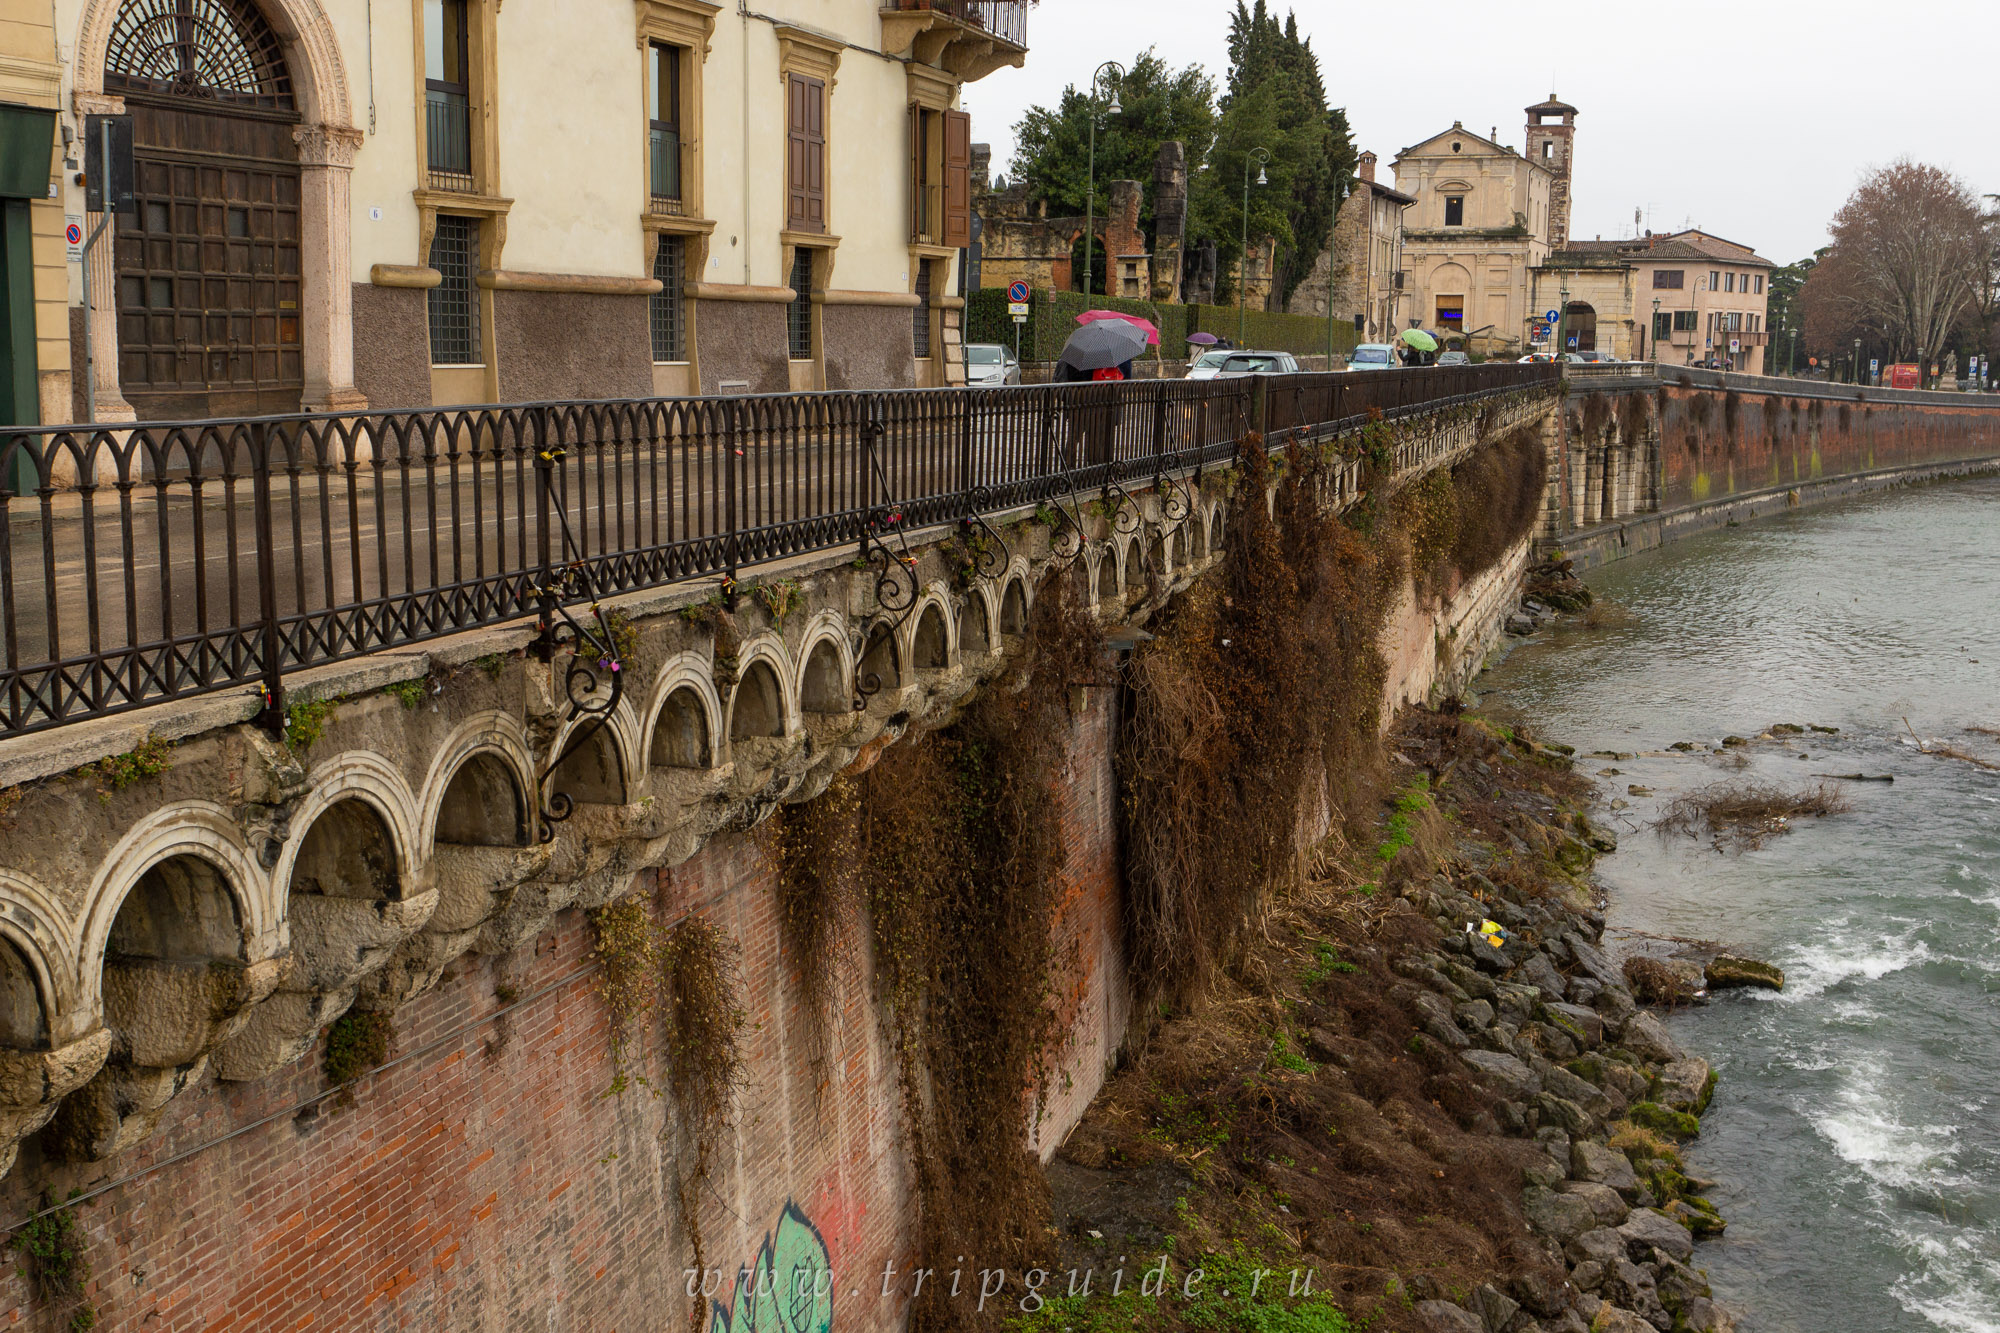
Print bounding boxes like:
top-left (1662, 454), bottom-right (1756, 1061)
top-left (105, 0), bottom-right (304, 418)
top-left (1563, 301), bottom-right (1597, 353)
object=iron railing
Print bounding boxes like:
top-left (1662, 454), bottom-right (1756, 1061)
top-left (425, 88), bottom-right (475, 192)
top-left (0, 364), bottom-right (1556, 739)
top-left (648, 125), bottom-right (683, 214)
top-left (895, 0), bottom-right (1028, 47)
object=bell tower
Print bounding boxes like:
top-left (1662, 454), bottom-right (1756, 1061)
top-left (1524, 94), bottom-right (1578, 249)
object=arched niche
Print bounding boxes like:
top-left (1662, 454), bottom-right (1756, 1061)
top-left (912, 604), bottom-right (949, 672)
top-left (859, 623), bottom-right (902, 693)
top-left (651, 686), bottom-right (714, 767)
top-left (550, 724), bottom-right (627, 805)
top-left (800, 640), bottom-right (847, 714)
top-left (0, 940), bottom-right (49, 1052)
top-left (435, 752), bottom-right (528, 846)
top-left (1189, 510), bottom-right (1209, 561)
top-left (730, 660), bottom-right (786, 741)
top-left (290, 798), bottom-right (401, 902)
top-left (961, 596), bottom-right (992, 657)
top-left (1000, 579), bottom-right (1028, 637)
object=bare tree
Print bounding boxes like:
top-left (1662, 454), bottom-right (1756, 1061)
top-left (1802, 160), bottom-right (1985, 370)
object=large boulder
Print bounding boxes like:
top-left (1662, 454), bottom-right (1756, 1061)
top-left (1545, 1001), bottom-right (1606, 1048)
top-left (1523, 1186), bottom-right (1597, 1243)
top-left (1706, 955), bottom-right (1784, 991)
top-left (1566, 1226), bottom-right (1627, 1268)
top-left (1463, 1049), bottom-right (1541, 1100)
top-left (1654, 1058), bottom-right (1715, 1114)
top-left (1620, 1011), bottom-right (1687, 1064)
top-left (1558, 1180), bottom-right (1630, 1227)
top-left (1414, 1300), bottom-right (1484, 1333)
top-left (1618, 1208), bottom-right (1696, 1264)
top-left (1571, 1140), bottom-right (1641, 1196)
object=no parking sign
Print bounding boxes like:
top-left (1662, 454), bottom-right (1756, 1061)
top-left (65, 217), bottom-right (83, 261)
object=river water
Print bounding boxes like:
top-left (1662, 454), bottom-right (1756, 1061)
top-left (1473, 476), bottom-right (2000, 1333)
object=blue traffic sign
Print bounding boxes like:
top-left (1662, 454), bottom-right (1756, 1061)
top-left (1545, 309), bottom-right (1560, 323)
top-left (1007, 280), bottom-right (1030, 303)
top-left (1567, 336), bottom-right (1578, 348)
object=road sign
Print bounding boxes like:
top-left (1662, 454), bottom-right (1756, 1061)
top-left (1007, 301), bottom-right (1030, 317)
top-left (1567, 336), bottom-right (1578, 349)
top-left (1545, 309), bottom-right (1560, 323)
top-left (1532, 324), bottom-right (1549, 339)
top-left (64, 218), bottom-right (83, 261)
top-left (1809, 357), bottom-right (1818, 367)
top-left (1870, 358), bottom-right (1879, 375)
top-left (1007, 280), bottom-right (1030, 303)
top-left (1729, 338), bottom-right (1740, 353)
top-left (1012, 314), bottom-right (1027, 325)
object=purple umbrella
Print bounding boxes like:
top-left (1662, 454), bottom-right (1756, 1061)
top-left (1186, 332), bottom-right (1220, 346)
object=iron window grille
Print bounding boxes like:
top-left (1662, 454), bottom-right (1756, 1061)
top-left (424, 0), bottom-right (475, 191)
top-left (912, 261), bottom-right (932, 359)
top-left (649, 43), bottom-right (684, 214)
top-left (787, 248), bottom-right (814, 361)
top-left (428, 215), bottom-right (480, 365)
top-left (651, 233), bottom-right (686, 362)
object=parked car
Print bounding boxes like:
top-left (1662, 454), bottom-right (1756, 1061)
top-left (1191, 350), bottom-right (1300, 379)
top-left (1184, 349), bottom-right (1237, 380)
top-left (1519, 352), bottom-right (1556, 363)
top-left (963, 343), bottom-right (1019, 386)
top-left (1436, 350), bottom-right (1469, 366)
top-left (1347, 343), bottom-right (1398, 371)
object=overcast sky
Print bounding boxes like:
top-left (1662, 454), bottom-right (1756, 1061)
top-left (959, 0), bottom-right (1997, 266)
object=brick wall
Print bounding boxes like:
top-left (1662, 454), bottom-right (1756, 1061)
top-left (1653, 385), bottom-right (2000, 512)
top-left (0, 685), bottom-right (1131, 1333)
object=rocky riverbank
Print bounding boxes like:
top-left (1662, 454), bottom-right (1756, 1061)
top-left (1030, 706), bottom-right (1736, 1333)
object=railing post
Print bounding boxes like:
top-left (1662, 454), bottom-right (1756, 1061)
top-left (1151, 379), bottom-right (1168, 473)
top-left (1250, 375), bottom-right (1268, 439)
top-left (250, 420), bottom-right (286, 737)
top-left (533, 404), bottom-right (557, 658)
top-left (724, 397), bottom-right (740, 589)
top-left (960, 385), bottom-right (977, 513)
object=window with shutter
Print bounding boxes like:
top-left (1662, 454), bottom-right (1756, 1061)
top-left (942, 109), bottom-right (971, 248)
top-left (787, 74), bottom-right (826, 233)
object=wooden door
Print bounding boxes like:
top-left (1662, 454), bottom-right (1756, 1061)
top-left (114, 103), bottom-right (302, 420)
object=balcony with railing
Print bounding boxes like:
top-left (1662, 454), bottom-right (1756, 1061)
top-left (425, 88), bottom-right (476, 193)
top-left (649, 125), bottom-right (684, 216)
top-left (879, 0), bottom-right (1027, 80)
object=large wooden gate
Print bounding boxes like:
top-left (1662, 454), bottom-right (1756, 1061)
top-left (106, 0), bottom-right (302, 420)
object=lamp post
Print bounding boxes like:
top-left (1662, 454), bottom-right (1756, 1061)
top-left (1082, 60), bottom-right (1124, 299)
top-left (1238, 146), bottom-right (1270, 346)
top-left (1650, 296), bottom-right (1660, 363)
top-left (1556, 281), bottom-right (1569, 364)
top-left (1853, 337), bottom-right (1861, 385)
top-left (1787, 326), bottom-right (1797, 377)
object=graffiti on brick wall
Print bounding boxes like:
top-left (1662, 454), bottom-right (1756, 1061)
top-left (711, 1200), bottom-right (834, 1333)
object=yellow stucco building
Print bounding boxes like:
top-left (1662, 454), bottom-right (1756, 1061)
top-left (21, 0), bottom-right (1022, 425)
top-left (1, 0), bottom-right (68, 444)
top-left (1391, 96), bottom-right (1574, 356)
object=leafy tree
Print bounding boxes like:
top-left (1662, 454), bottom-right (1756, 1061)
top-left (1800, 160), bottom-right (1985, 372)
top-left (1008, 48), bottom-right (1217, 244)
top-left (1763, 250), bottom-right (1820, 371)
top-left (1189, 2), bottom-right (1355, 307)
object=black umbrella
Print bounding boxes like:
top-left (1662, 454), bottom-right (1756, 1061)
top-left (1057, 318), bottom-right (1149, 371)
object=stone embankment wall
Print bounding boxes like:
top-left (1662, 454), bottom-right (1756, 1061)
top-left (1550, 374), bottom-right (2000, 568)
top-left (0, 393), bottom-right (1558, 1332)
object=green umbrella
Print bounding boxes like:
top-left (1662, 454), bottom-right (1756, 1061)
top-left (1400, 329), bottom-right (1439, 352)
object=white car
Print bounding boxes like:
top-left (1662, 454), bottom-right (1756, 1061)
top-left (1186, 349), bottom-right (1299, 380)
top-left (963, 343), bottom-right (1019, 386)
top-left (1348, 343), bottom-right (1397, 371)
top-left (1184, 349), bottom-right (1236, 380)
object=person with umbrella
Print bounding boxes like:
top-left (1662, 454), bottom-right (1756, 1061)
top-left (1400, 328), bottom-right (1439, 367)
top-left (1051, 316), bottom-right (1150, 471)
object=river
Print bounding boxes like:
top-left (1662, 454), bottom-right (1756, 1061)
top-left (1472, 475), bottom-right (2000, 1333)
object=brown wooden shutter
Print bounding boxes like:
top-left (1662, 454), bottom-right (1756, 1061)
top-left (910, 103), bottom-right (922, 241)
top-left (942, 108), bottom-right (972, 248)
top-left (787, 74), bottom-right (826, 233)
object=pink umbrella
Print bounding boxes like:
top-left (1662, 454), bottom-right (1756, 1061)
top-left (1075, 309), bottom-right (1161, 346)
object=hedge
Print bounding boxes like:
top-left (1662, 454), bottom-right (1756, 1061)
top-left (966, 287), bottom-right (1354, 362)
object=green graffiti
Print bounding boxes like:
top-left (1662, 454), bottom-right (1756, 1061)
top-left (714, 1202), bottom-right (833, 1333)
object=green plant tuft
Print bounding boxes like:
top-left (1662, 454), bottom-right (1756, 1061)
top-left (384, 678), bottom-right (427, 710)
top-left (323, 1009), bottom-right (393, 1086)
top-left (286, 697), bottom-right (338, 750)
top-left (12, 1192), bottom-right (97, 1330)
top-left (85, 733), bottom-right (174, 799)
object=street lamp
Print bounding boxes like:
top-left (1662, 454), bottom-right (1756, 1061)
top-left (1082, 60), bottom-right (1125, 299)
top-left (1556, 281), bottom-right (1569, 364)
top-left (1787, 325), bottom-right (1797, 377)
top-left (1650, 296), bottom-right (1660, 363)
top-left (1853, 337), bottom-right (1861, 385)
top-left (1238, 146), bottom-right (1270, 345)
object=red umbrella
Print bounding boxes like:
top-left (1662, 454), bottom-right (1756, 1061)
top-left (1075, 309), bottom-right (1160, 346)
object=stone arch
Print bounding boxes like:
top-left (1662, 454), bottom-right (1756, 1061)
top-left (911, 601), bottom-right (951, 672)
top-left (1208, 503), bottom-right (1226, 552)
top-left (278, 751), bottom-right (421, 885)
top-left (798, 636), bottom-right (849, 714)
top-left (640, 655), bottom-right (726, 769)
top-left (1189, 508), bottom-right (1209, 561)
top-left (0, 941), bottom-right (48, 1054)
top-left (76, 0), bottom-right (354, 126)
top-left (1000, 576), bottom-right (1029, 637)
top-left (79, 806), bottom-right (275, 985)
top-left (1564, 301), bottom-right (1598, 352)
top-left (0, 870), bottom-right (82, 1041)
top-left (1122, 536), bottom-right (1147, 594)
top-left (417, 714), bottom-right (537, 848)
top-left (730, 659), bottom-right (788, 741)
